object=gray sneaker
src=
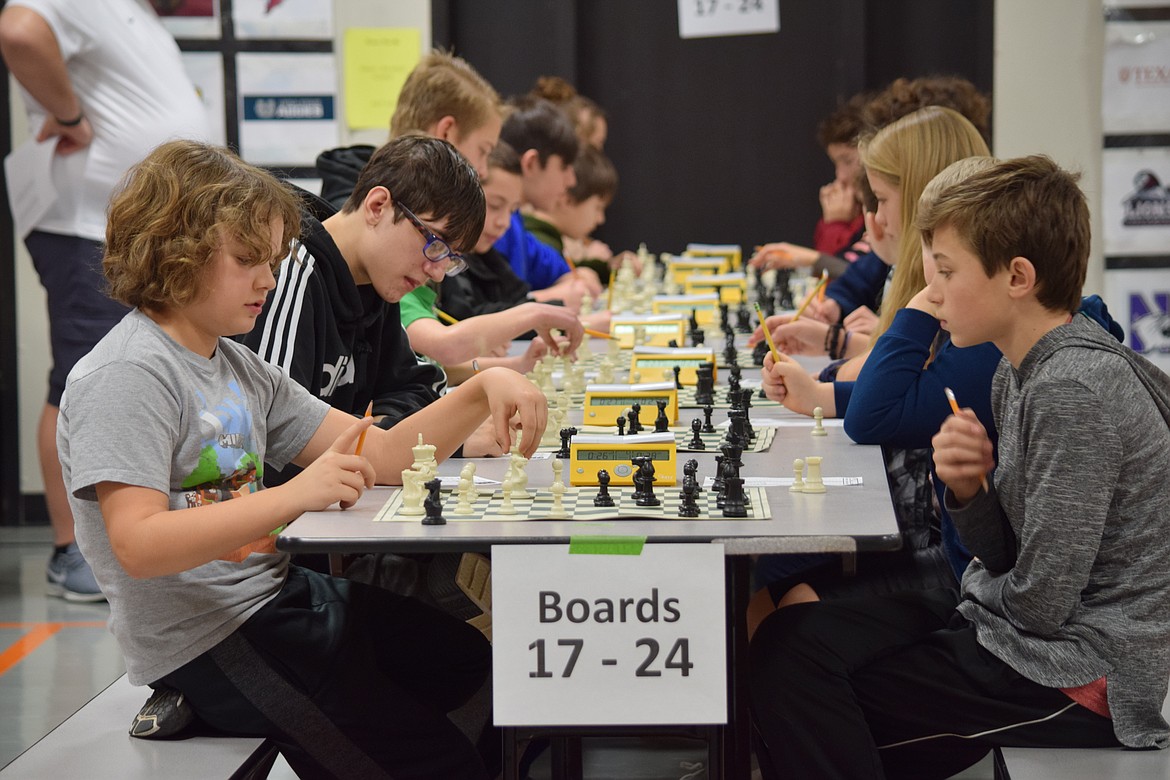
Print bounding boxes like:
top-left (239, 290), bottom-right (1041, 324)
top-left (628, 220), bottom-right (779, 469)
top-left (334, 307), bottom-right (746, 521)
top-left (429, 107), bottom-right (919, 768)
top-left (46, 543), bottom-right (106, 602)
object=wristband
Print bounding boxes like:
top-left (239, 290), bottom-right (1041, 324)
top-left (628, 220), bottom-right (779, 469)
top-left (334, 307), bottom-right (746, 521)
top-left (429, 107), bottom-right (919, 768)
top-left (55, 110), bottom-right (84, 127)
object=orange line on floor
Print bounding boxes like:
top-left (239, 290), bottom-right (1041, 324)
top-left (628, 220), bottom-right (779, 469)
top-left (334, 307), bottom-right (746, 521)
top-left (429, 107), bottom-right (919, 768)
top-left (0, 621), bottom-right (106, 629)
top-left (0, 624), bottom-right (66, 677)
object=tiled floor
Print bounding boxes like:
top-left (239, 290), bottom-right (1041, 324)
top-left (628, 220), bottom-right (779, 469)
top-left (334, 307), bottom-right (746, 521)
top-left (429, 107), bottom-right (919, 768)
top-left (0, 525), bottom-right (994, 779)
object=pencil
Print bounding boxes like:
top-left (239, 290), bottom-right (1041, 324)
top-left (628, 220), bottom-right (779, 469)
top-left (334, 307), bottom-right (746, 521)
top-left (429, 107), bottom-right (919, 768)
top-left (584, 327), bottom-right (614, 340)
top-left (355, 401), bottom-right (373, 457)
top-left (754, 302), bottom-right (781, 363)
top-left (434, 307), bottom-right (458, 325)
top-left (944, 387), bottom-right (989, 493)
top-left (817, 269), bottom-right (828, 302)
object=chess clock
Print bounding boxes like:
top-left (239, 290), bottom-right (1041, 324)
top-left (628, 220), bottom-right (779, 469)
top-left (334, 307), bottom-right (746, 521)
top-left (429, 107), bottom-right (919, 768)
top-left (668, 256), bottom-right (730, 287)
top-left (610, 313), bottom-right (687, 349)
top-left (652, 293), bottom-right (719, 327)
top-left (630, 346), bottom-right (717, 386)
top-left (583, 382), bottom-right (679, 426)
top-left (569, 432), bottom-right (678, 486)
top-left (683, 243), bottom-right (742, 270)
top-left (684, 272), bottom-right (747, 304)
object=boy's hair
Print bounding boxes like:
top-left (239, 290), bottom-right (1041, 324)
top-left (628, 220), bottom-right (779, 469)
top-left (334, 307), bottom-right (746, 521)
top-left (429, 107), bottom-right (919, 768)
top-left (499, 95), bottom-right (579, 168)
top-left (343, 134), bottom-right (485, 254)
top-left (918, 155), bottom-right (1089, 313)
top-left (859, 106), bottom-right (990, 339)
top-left (531, 75), bottom-right (607, 147)
top-left (862, 75), bottom-right (992, 141)
top-left (389, 50), bottom-right (501, 141)
top-left (567, 145), bottom-right (618, 204)
top-left (816, 90), bottom-right (872, 149)
top-left (104, 140), bottom-right (302, 311)
top-left (487, 139), bottom-right (522, 177)
top-left (917, 156), bottom-right (997, 216)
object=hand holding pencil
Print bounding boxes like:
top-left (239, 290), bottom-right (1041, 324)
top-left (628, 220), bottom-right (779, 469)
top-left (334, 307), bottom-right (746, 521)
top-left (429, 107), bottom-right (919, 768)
top-left (933, 387), bottom-right (993, 500)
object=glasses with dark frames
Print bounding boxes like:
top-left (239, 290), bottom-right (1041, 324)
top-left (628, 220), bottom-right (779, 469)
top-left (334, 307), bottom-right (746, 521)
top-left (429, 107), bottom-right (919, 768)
top-left (396, 202), bottom-right (467, 277)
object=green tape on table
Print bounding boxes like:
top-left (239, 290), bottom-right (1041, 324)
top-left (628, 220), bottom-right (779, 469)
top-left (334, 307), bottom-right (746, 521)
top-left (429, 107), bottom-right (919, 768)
top-left (568, 536), bottom-right (646, 555)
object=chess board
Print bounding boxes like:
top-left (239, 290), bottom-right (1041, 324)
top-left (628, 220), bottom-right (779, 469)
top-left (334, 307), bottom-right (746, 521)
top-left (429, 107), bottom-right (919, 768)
top-left (561, 425), bottom-right (776, 453)
top-left (677, 386), bottom-right (780, 408)
top-left (373, 485), bottom-right (771, 523)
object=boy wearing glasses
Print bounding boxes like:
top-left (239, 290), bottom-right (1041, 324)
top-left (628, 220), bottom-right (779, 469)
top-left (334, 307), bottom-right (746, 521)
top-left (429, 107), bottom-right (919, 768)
top-left (243, 135), bottom-right (506, 473)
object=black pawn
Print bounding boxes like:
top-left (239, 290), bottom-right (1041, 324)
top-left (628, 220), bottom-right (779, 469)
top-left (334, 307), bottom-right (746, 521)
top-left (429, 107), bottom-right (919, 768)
top-left (667, 339), bottom-right (679, 348)
top-left (654, 399), bottom-right (670, 433)
top-left (688, 418), bottom-right (706, 449)
top-left (628, 403), bottom-right (642, 434)
top-left (701, 404), bottom-right (716, 434)
top-left (594, 469), bottom-right (615, 507)
top-left (616, 416), bottom-right (626, 436)
top-left (422, 478), bottom-right (445, 525)
top-left (672, 365), bottom-right (683, 390)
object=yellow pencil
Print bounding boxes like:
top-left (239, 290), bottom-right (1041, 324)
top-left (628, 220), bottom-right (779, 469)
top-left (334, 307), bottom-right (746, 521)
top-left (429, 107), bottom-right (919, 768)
top-left (817, 269), bottom-right (828, 302)
top-left (944, 387), bottom-right (989, 493)
top-left (754, 302), bottom-right (781, 363)
top-left (434, 307), bottom-right (458, 325)
top-left (355, 401), bottom-right (373, 457)
top-left (584, 327), bottom-right (614, 340)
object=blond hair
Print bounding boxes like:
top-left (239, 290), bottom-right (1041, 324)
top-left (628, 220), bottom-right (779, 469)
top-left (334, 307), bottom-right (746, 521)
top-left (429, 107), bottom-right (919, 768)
top-left (389, 50), bottom-right (501, 141)
top-left (859, 106), bottom-right (990, 340)
top-left (104, 140), bottom-right (302, 311)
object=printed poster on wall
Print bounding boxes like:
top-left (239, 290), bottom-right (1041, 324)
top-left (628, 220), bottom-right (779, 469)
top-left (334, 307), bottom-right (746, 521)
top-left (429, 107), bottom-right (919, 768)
top-left (151, 0), bottom-right (220, 39)
top-left (1105, 269), bottom-right (1170, 374)
top-left (236, 52), bottom-right (338, 166)
top-left (1102, 20), bottom-right (1170, 134)
top-left (1102, 147), bottom-right (1170, 256)
top-left (180, 52), bottom-right (226, 147)
top-left (233, 0), bottom-right (333, 40)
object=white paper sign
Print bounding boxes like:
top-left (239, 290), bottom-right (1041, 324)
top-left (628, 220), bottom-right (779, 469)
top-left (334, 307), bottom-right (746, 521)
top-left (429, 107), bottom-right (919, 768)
top-left (493, 543), bottom-right (727, 726)
top-left (1103, 20), bottom-right (1170, 133)
top-left (1102, 147), bottom-right (1170, 256)
top-left (1104, 267), bottom-right (1170, 374)
top-left (236, 52), bottom-right (338, 166)
top-left (678, 0), bottom-right (779, 39)
top-left (181, 52), bottom-right (226, 147)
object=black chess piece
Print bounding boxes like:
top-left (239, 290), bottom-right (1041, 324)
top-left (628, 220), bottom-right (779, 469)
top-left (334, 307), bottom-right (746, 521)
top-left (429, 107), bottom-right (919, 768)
top-left (672, 365), bottom-right (683, 390)
top-left (688, 418), bottom-right (706, 449)
top-left (719, 302), bottom-right (730, 332)
top-left (752, 340), bottom-right (769, 367)
top-left (694, 362), bottom-right (715, 406)
top-left (616, 416), bottom-right (626, 436)
top-left (422, 478), bottom-right (445, 525)
top-left (712, 455), bottom-right (726, 501)
top-left (677, 478), bottom-right (700, 518)
top-left (735, 302), bottom-right (752, 334)
top-left (722, 340), bottom-right (739, 369)
top-left (720, 467), bottom-right (748, 518)
top-left (691, 328), bottom-right (705, 347)
top-left (594, 469), bottom-right (615, 507)
top-left (634, 457), bottom-right (660, 507)
top-left (701, 404), bottom-right (716, 434)
top-left (683, 458), bottom-right (699, 483)
top-left (667, 339), bottom-right (679, 348)
top-left (726, 374), bottom-right (741, 405)
top-left (557, 426), bottom-right (577, 459)
top-left (654, 399), bottom-right (670, 433)
top-left (629, 403), bottom-right (642, 434)
top-left (729, 364), bottom-right (743, 384)
top-left (739, 389), bottom-right (755, 440)
top-left (689, 308), bottom-right (700, 334)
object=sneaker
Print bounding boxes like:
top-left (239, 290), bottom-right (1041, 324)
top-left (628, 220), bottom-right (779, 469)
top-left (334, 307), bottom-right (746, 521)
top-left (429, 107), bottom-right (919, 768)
top-left (46, 542), bottom-right (106, 603)
top-left (129, 684), bottom-right (197, 739)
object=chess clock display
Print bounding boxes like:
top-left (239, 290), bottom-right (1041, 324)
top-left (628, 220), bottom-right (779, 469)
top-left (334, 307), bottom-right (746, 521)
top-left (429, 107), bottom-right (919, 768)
top-left (684, 271), bottom-right (747, 304)
top-left (652, 293), bottom-right (719, 327)
top-left (569, 432), bottom-right (678, 486)
top-left (583, 382), bottom-right (679, 426)
top-left (630, 346), bottom-right (717, 386)
top-left (610, 313), bottom-right (688, 348)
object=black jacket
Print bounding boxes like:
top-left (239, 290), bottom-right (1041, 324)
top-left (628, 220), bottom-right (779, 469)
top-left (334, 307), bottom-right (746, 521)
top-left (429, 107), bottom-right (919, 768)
top-left (317, 145), bottom-right (374, 211)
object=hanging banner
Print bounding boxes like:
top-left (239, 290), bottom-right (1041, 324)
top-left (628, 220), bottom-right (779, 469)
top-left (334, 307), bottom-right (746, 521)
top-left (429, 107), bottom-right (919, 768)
top-left (1102, 147), bottom-right (1170, 256)
top-left (1103, 19), bottom-right (1170, 134)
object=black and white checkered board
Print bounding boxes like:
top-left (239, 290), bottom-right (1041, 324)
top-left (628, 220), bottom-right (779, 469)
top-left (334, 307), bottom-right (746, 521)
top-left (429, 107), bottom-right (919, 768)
top-left (373, 485), bottom-right (771, 522)
top-left (557, 425), bottom-right (776, 453)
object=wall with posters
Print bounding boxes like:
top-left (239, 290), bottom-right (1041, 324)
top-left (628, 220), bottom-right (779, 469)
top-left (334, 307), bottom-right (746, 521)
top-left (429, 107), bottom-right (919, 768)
top-left (6, 0), bottom-right (428, 503)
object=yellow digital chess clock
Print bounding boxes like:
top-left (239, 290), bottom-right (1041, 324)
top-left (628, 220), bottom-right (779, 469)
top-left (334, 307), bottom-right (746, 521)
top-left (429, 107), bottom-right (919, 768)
top-left (630, 346), bottom-right (717, 386)
top-left (652, 293), bottom-right (719, 327)
top-left (583, 381), bottom-right (679, 426)
top-left (684, 271), bottom-right (747, 304)
top-left (610, 313), bottom-right (687, 348)
top-left (667, 256), bottom-right (729, 287)
top-left (570, 432), bottom-right (678, 486)
top-left (684, 242), bottom-right (743, 270)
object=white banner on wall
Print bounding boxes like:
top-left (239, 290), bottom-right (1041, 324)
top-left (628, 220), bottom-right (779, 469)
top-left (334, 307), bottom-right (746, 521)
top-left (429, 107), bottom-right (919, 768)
top-left (1105, 268), bottom-right (1170, 374)
top-left (1102, 20), bottom-right (1170, 134)
top-left (236, 52), bottom-right (338, 166)
top-left (180, 52), bottom-right (226, 147)
top-left (233, 0), bottom-right (333, 40)
top-left (1102, 147), bottom-right (1170, 256)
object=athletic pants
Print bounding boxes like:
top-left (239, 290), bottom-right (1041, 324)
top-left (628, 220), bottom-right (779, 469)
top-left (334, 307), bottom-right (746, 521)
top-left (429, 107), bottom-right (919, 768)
top-left (749, 589), bottom-right (1120, 779)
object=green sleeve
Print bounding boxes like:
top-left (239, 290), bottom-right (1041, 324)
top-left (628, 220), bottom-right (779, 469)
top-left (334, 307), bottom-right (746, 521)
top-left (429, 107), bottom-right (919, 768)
top-left (399, 285), bottom-right (438, 328)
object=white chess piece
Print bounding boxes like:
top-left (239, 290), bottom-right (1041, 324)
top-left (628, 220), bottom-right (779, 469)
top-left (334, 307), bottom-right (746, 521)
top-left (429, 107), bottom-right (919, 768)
top-left (411, 434), bottom-right (438, 476)
top-left (811, 406), bottom-right (827, 436)
top-left (498, 479), bottom-right (517, 514)
top-left (461, 462), bottom-right (479, 502)
top-left (550, 459), bottom-right (567, 516)
top-left (803, 456), bottom-right (826, 493)
top-left (400, 469), bottom-right (426, 515)
top-left (454, 479), bottom-right (474, 515)
top-left (790, 458), bottom-right (805, 492)
top-left (509, 451), bottom-right (530, 499)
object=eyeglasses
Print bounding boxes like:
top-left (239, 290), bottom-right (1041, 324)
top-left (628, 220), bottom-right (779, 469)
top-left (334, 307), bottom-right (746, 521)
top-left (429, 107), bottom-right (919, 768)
top-left (396, 202), bottom-right (467, 277)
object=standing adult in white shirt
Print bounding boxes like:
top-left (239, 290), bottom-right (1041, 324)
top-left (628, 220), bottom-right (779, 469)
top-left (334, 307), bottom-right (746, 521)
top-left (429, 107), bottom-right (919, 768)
top-left (1, 0), bottom-right (210, 601)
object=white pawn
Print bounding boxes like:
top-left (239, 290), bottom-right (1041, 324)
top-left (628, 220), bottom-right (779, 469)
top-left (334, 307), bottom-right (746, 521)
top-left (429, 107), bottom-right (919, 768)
top-left (498, 478), bottom-right (517, 514)
top-left (550, 459), bottom-right (567, 516)
top-left (803, 456), bottom-right (826, 493)
top-left (811, 406), bottom-right (827, 436)
top-left (790, 458), bottom-right (805, 492)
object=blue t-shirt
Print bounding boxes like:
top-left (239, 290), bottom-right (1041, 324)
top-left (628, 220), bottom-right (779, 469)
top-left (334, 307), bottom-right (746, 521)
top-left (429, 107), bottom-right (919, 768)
top-left (494, 211), bottom-right (570, 291)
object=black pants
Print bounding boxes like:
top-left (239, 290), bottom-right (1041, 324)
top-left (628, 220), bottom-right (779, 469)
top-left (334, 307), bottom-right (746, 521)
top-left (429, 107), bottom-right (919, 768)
top-left (749, 589), bottom-right (1120, 779)
top-left (163, 565), bottom-right (491, 779)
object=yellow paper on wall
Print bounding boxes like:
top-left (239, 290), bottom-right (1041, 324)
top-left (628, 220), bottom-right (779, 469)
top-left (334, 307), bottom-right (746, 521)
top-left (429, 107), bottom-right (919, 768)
top-left (343, 28), bottom-right (421, 130)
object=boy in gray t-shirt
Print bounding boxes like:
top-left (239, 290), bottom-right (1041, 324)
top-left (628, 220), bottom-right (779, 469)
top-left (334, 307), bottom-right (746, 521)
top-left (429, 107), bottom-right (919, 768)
top-left (59, 141), bottom-right (546, 779)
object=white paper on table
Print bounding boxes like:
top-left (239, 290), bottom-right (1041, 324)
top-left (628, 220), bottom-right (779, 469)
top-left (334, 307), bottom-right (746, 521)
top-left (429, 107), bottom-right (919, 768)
top-left (718, 417), bottom-right (845, 429)
top-left (438, 474), bottom-right (500, 488)
top-left (703, 476), bottom-right (863, 488)
top-left (3, 137), bottom-right (58, 241)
